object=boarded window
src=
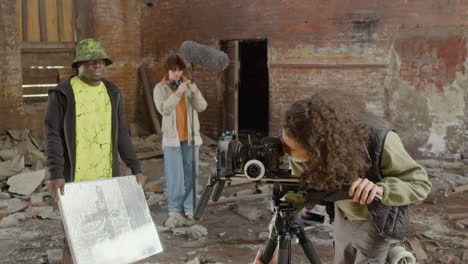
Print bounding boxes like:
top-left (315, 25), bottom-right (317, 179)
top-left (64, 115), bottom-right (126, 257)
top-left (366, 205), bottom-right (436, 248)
top-left (18, 0), bottom-right (76, 104)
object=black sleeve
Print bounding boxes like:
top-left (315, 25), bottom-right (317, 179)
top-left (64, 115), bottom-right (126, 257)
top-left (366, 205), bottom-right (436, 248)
top-left (44, 92), bottom-right (65, 180)
top-left (117, 96), bottom-right (142, 175)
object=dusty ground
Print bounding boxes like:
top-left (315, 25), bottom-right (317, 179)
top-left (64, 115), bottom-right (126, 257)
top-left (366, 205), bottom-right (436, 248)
top-left (0, 141), bottom-right (467, 264)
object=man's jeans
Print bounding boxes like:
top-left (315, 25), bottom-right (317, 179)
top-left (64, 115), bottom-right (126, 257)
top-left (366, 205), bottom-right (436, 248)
top-left (163, 141), bottom-right (199, 213)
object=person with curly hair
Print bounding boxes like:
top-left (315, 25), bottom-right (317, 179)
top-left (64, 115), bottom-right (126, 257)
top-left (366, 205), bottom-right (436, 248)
top-left (254, 92), bottom-right (431, 264)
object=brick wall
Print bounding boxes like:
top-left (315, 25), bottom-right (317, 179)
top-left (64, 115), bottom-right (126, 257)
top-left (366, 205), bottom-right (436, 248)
top-left (1, 0), bottom-right (466, 159)
top-left (141, 0), bottom-right (467, 159)
top-left (0, 1), bottom-right (25, 129)
top-left (93, 0), bottom-right (143, 125)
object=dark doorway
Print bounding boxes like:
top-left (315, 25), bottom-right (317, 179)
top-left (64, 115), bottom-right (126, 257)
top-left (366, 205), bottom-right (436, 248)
top-left (238, 40), bottom-right (269, 136)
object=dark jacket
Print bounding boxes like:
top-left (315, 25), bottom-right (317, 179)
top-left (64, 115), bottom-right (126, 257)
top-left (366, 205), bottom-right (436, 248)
top-left (44, 77), bottom-right (141, 182)
top-left (361, 113), bottom-right (410, 240)
top-left (324, 113), bottom-right (409, 240)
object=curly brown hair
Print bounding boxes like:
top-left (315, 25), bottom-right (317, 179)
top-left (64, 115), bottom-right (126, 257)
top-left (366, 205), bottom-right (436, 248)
top-left (281, 92), bottom-right (371, 190)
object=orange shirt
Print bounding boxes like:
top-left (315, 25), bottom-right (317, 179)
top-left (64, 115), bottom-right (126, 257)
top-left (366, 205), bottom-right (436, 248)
top-left (174, 90), bottom-right (188, 142)
top-left (162, 76), bottom-right (189, 142)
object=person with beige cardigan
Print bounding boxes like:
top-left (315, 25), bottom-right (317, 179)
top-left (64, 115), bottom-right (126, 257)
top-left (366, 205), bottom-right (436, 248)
top-left (153, 54), bottom-right (207, 228)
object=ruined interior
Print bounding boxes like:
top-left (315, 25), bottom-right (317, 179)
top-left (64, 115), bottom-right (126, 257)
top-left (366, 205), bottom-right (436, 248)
top-left (0, 0), bottom-right (466, 263)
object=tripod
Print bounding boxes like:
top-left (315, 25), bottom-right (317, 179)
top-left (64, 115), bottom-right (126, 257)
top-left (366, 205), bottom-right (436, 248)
top-left (261, 183), bottom-right (361, 264)
top-left (261, 184), bottom-right (322, 264)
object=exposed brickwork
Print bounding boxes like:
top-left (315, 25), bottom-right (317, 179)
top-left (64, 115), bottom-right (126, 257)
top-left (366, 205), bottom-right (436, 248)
top-left (0, 0), bottom-right (466, 159)
top-left (0, 1), bottom-right (25, 129)
top-left (141, 0), bottom-right (467, 159)
top-left (92, 0), bottom-right (143, 124)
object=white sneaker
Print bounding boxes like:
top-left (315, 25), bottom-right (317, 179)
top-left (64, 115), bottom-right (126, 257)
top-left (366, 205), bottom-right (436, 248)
top-left (185, 212), bottom-right (194, 221)
top-left (165, 212), bottom-right (185, 228)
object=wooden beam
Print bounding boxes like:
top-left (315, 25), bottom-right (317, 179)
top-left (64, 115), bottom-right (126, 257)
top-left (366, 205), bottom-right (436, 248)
top-left (17, 0), bottom-right (22, 41)
top-left (447, 213), bottom-right (468, 221)
top-left (21, 41), bottom-right (75, 53)
top-left (269, 63), bottom-right (388, 69)
top-left (21, 0), bottom-right (28, 41)
top-left (39, 0), bottom-right (47, 41)
top-left (408, 237), bottom-right (428, 261)
top-left (63, 0), bottom-right (74, 41)
top-left (75, 0), bottom-right (94, 40)
top-left (57, 0), bottom-right (64, 41)
top-left (138, 67), bottom-right (162, 135)
top-left (27, 0), bottom-right (41, 41)
top-left (45, 0), bottom-right (59, 42)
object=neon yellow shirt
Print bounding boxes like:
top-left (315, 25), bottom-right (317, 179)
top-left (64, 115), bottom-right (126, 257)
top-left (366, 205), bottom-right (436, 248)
top-left (71, 76), bottom-right (113, 182)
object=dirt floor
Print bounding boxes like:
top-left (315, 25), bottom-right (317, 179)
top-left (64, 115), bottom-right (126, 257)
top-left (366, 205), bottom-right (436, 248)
top-left (0, 139), bottom-right (467, 264)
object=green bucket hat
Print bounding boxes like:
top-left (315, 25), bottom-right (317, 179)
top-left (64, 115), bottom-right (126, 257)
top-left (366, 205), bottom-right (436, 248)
top-left (72, 38), bottom-right (113, 68)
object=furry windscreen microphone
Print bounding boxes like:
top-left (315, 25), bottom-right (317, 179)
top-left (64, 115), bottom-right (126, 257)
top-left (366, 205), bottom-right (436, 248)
top-left (179, 41), bottom-right (230, 71)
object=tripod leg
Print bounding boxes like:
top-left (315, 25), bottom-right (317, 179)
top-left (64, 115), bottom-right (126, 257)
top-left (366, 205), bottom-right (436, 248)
top-left (295, 226), bottom-right (321, 264)
top-left (261, 237), bottom-right (278, 264)
top-left (278, 233), bottom-right (291, 264)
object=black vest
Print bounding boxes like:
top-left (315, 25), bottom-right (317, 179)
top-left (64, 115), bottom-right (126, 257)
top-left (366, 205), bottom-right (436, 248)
top-left (326, 113), bottom-right (410, 240)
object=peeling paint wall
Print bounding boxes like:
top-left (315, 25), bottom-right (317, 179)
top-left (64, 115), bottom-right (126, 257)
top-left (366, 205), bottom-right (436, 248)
top-left (0, 0), bottom-right (466, 160)
top-left (141, 0), bottom-right (466, 159)
top-left (389, 30), bottom-right (467, 159)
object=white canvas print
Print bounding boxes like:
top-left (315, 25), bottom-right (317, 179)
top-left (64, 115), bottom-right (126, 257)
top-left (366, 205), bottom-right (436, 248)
top-left (58, 176), bottom-right (163, 264)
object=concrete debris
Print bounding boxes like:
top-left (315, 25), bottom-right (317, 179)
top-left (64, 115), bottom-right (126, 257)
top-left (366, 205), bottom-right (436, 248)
top-left (32, 159), bottom-right (44, 171)
top-left (217, 232), bottom-right (227, 237)
top-left (408, 237), bottom-right (428, 261)
top-left (0, 215), bottom-right (19, 228)
top-left (47, 249), bottom-right (63, 264)
top-left (439, 254), bottom-right (460, 264)
top-left (417, 159), bottom-right (464, 169)
top-left (0, 192), bottom-right (11, 199)
top-left (188, 225), bottom-right (208, 240)
top-left (129, 123), bottom-right (151, 137)
top-left (7, 169), bottom-right (45, 196)
top-left (462, 251), bottom-right (468, 261)
top-left (0, 135), bottom-right (14, 150)
top-left (258, 232), bottom-right (270, 240)
top-left (0, 137), bottom-right (46, 167)
top-left (30, 192), bottom-right (52, 207)
top-left (0, 228), bottom-right (42, 241)
top-left (11, 212), bottom-right (27, 221)
top-left (234, 200), bottom-right (269, 222)
top-left (1, 198), bottom-right (29, 214)
top-left (6, 129), bottom-right (30, 142)
top-left (25, 205), bottom-right (59, 219)
top-left (147, 193), bottom-right (166, 207)
top-left (172, 226), bottom-right (191, 236)
top-left (170, 224), bottom-right (208, 240)
top-left (0, 154), bottom-right (24, 180)
top-left (456, 218), bottom-right (468, 229)
top-left (200, 133), bottom-right (217, 146)
top-left (185, 257), bottom-right (201, 264)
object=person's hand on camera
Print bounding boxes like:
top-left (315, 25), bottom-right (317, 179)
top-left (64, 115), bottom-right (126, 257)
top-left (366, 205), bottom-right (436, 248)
top-left (176, 82), bottom-right (187, 95)
top-left (253, 248), bottom-right (277, 264)
top-left (349, 178), bottom-right (384, 205)
top-left (48, 178), bottom-right (65, 202)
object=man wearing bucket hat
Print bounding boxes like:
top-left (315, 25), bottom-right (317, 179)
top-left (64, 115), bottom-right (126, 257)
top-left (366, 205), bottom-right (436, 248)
top-left (44, 38), bottom-right (144, 263)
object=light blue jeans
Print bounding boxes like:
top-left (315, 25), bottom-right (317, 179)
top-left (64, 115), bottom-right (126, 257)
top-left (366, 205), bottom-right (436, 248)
top-left (163, 141), bottom-right (199, 213)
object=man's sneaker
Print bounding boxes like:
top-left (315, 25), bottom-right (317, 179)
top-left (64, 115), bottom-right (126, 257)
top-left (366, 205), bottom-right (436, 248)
top-left (164, 212), bottom-right (185, 228)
